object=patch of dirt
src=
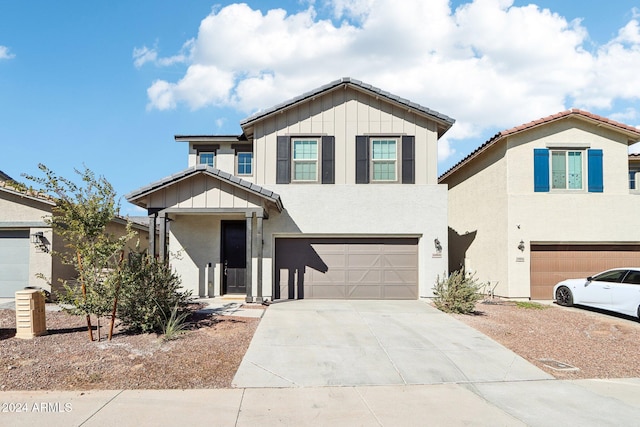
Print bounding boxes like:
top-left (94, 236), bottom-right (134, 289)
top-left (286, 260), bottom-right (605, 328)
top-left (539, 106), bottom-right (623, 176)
top-left (452, 300), bottom-right (640, 379)
top-left (0, 304), bottom-right (261, 390)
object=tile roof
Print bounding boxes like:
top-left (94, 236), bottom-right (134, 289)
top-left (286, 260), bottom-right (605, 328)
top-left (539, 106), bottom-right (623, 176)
top-left (125, 164), bottom-right (283, 211)
top-left (0, 170), bottom-right (13, 181)
top-left (239, 77), bottom-right (455, 136)
top-left (439, 109), bottom-right (640, 182)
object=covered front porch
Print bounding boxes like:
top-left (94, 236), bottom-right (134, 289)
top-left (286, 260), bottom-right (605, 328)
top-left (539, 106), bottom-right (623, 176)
top-left (125, 165), bottom-right (283, 302)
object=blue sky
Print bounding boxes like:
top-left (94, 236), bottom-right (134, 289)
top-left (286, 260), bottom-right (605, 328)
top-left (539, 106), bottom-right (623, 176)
top-left (1, 0), bottom-right (639, 215)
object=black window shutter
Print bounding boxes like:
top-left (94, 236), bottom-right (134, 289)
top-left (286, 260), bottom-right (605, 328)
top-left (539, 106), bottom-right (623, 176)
top-left (322, 136), bottom-right (335, 184)
top-left (355, 135), bottom-right (369, 184)
top-left (402, 135), bottom-right (415, 184)
top-left (276, 136), bottom-right (290, 184)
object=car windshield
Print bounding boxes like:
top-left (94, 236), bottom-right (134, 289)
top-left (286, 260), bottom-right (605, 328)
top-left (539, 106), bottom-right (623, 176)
top-left (592, 269), bottom-right (628, 283)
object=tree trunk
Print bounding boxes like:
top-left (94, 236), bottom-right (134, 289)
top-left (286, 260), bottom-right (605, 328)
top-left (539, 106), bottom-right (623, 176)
top-left (77, 252), bottom-right (94, 341)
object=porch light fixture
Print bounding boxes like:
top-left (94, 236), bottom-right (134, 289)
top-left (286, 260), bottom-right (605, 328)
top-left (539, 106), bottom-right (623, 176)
top-left (434, 238), bottom-right (442, 253)
top-left (518, 240), bottom-right (525, 252)
top-left (30, 231), bottom-right (49, 253)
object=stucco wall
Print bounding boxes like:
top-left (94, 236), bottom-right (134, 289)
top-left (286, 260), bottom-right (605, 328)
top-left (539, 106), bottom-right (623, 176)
top-left (166, 184), bottom-right (448, 299)
top-left (252, 87), bottom-right (439, 186)
top-left (263, 184), bottom-right (448, 299)
top-left (0, 191), bottom-right (53, 292)
top-left (444, 117), bottom-right (640, 298)
top-left (444, 143), bottom-right (510, 296)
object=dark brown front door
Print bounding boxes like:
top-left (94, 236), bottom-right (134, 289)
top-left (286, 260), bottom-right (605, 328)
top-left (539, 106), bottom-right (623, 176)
top-left (222, 221), bottom-right (247, 295)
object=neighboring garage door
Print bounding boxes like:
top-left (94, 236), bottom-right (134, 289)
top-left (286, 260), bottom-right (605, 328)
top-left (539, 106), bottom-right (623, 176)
top-left (0, 230), bottom-right (30, 297)
top-left (275, 237), bottom-right (419, 300)
top-left (530, 244), bottom-right (640, 299)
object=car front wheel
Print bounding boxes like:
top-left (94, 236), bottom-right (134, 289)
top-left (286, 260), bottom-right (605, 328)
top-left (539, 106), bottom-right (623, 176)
top-left (556, 286), bottom-right (573, 307)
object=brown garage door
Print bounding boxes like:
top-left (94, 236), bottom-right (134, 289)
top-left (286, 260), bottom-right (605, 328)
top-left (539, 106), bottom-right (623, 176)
top-left (530, 244), bottom-right (640, 299)
top-left (275, 237), bottom-right (418, 300)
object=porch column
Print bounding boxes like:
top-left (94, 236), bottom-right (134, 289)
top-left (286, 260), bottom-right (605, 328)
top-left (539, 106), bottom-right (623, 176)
top-left (245, 212), bottom-right (254, 303)
top-left (256, 213), bottom-right (264, 302)
top-left (148, 212), bottom-right (157, 258)
top-left (158, 212), bottom-right (167, 262)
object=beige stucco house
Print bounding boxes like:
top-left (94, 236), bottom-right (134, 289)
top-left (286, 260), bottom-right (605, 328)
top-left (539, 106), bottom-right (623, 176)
top-left (126, 78), bottom-right (455, 302)
top-left (439, 109), bottom-right (640, 300)
top-left (0, 175), bottom-right (151, 297)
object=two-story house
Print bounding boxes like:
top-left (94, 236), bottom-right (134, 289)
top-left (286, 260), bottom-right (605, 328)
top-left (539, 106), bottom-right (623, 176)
top-left (439, 109), bottom-right (640, 300)
top-left (126, 78), bottom-right (455, 302)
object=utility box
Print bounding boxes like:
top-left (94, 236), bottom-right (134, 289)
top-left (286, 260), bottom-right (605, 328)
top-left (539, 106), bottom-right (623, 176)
top-left (15, 289), bottom-right (47, 339)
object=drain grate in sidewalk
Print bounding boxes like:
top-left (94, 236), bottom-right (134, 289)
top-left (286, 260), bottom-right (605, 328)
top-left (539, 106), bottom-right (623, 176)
top-left (539, 358), bottom-right (579, 372)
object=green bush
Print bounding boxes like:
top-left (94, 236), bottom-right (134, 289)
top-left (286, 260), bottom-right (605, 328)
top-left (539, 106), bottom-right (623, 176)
top-left (432, 270), bottom-right (482, 314)
top-left (116, 253), bottom-right (192, 333)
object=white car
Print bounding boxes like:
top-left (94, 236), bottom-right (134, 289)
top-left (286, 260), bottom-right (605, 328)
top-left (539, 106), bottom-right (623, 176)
top-left (553, 268), bottom-right (640, 319)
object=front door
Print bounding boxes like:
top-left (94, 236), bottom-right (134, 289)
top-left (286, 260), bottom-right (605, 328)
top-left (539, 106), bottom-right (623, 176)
top-left (222, 221), bottom-right (246, 294)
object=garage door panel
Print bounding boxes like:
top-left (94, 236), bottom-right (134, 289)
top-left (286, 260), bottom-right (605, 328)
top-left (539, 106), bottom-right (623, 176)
top-left (275, 238), bottom-right (418, 300)
top-left (530, 245), bottom-right (640, 300)
top-left (0, 230), bottom-right (30, 297)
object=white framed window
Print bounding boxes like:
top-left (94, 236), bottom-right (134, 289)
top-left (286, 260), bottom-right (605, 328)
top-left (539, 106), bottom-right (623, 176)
top-left (199, 152), bottom-right (215, 167)
top-left (551, 150), bottom-right (583, 190)
top-left (292, 138), bottom-right (318, 182)
top-left (237, 152), bottom-right (253, 176)
top-left (371, 138), bottom-right (398, 182)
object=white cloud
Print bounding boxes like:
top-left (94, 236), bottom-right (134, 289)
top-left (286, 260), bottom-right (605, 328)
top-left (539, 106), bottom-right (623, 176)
top-left (0, 45), bottom-right (15, 60)
top-left (140, 0), bottom-right (640, 164)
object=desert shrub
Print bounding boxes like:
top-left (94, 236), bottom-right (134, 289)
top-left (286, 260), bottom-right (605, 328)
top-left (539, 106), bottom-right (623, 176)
top-left (432, 270), bottom-right (482, 314)
top-left (160, 303), bottom-right (191, 341)
top-left (116, 253), bottom-right (192, 333)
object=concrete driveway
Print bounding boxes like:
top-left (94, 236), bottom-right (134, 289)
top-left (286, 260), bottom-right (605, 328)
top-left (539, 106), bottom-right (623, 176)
top-left (233, 300), bottom-right (552, 388)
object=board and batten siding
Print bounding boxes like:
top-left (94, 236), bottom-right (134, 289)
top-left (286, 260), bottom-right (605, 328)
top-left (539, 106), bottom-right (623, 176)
top-left (147, 174), bottom-right (263, 210)
top-left (251, 87), bottom-right (439, 186)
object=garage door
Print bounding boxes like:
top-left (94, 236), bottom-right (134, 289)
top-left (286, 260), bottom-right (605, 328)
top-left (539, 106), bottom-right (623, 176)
top-left (0, 230), bottom-right (30, 297)
top-left (275, 237), bottom-right (418, 300)
top-left (530, 244), bottom-right (640, 299)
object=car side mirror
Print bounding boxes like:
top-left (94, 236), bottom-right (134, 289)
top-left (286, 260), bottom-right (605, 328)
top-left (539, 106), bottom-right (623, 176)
top-left (586, 277), bottom-right (593, 282)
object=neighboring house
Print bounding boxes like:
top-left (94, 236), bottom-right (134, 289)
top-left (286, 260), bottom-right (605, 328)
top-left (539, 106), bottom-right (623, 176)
top-left (126, 78), bottom-right (455, 302)
top-left (0, 175), bottom-right (151, 297)
top-left (439, 109), bottom-right (640, 300)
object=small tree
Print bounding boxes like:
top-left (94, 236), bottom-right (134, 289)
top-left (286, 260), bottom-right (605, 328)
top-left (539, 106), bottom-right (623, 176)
top-left (25, 164), bottom-right (135, 341)
top-left (432, 270), bottom-right (482, 314)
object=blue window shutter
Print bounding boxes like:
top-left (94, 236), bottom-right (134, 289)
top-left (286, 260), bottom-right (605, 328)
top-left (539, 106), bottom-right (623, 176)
top-left (533, 149), bottom-right (549, 192)
top-left (588, 149), bottom-right (603, 192)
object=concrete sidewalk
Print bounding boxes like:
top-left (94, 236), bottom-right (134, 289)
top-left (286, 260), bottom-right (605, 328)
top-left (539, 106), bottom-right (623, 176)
top-left (1, 379), bottom-right (639, 426)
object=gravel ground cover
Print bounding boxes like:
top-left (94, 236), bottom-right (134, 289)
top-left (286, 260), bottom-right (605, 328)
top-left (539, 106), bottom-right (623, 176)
top-left (452, 300), bottom-right (640, 379)
top-left (1, 299), bottom-right (639, 390)
top-left (0, 305), bottom-right (260, 390)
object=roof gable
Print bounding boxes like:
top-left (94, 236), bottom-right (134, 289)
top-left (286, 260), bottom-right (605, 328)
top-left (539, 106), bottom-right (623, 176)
top-left (439, 109), bottom-right (640, 182)
top-left (240, 77), bottom-right (455, 139)
top-left (125, 165), bottom-right (283, 212)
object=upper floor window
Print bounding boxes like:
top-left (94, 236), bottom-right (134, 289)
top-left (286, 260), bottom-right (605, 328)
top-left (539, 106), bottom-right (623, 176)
top-left (237, 152), bottom-right (253, 176)
top-left (276, 136), bottom-right (334, 184)
top-left (199, 152), bottom-right (215, 167)
top-left (534, 148), bottom-right (602, 193)
top-left (292, 138), bottom-right (318, 182)
top-left (371, 139), bottom-right (398, 181)
top-left (551, 150), bottom-right (583, 190)
top-left (630, 168), bottom-right (640, 190)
